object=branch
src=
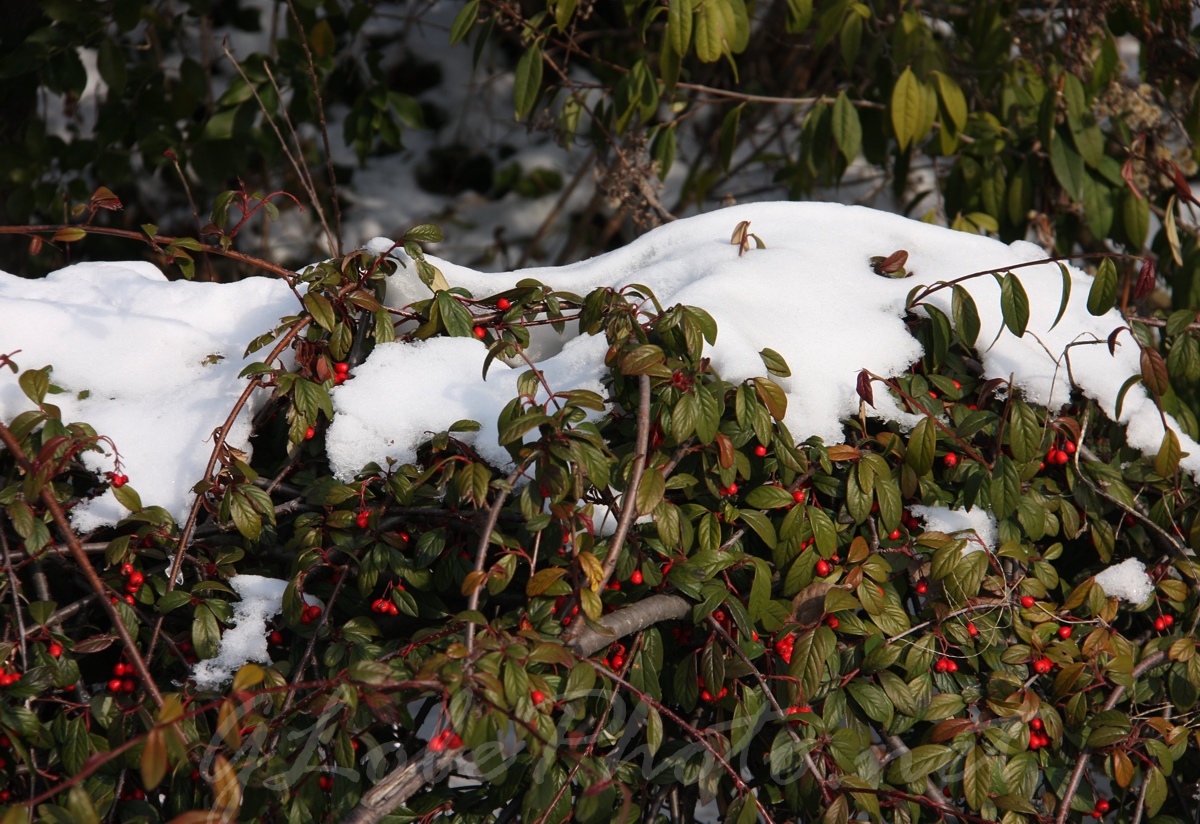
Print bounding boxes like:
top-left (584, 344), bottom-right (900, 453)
top-left (1054, 650), bottom-right (1167, 824)
top-left (568, 594), bottom-right (690, 658)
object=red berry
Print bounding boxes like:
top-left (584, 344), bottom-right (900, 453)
top-left (1030, 718), bottom-right (1043, 731)
top-left (1063, 441), bottom-right (1076, 454)
top-left (334, 362), bottom-right (350, 374)
top-left (1091, 813), bottom-right (1101, 819)
top-left (122, 678), bottom-right (136, 693)
top-left (269, 631), bottom-right (283, 644)
top-left (334, 373), bottom-right (347, 385)
top-left (726, 483), bottom-right (738, 495)
top-left (630, 570), bottom-right (643, 585)
top-left (610, 654), bottom-right (624, 668)
top-left (48, 642), bottom-right (62, 658)
top-left (792, 489), bottom-right (806, 503)
top-left (1154, 617), bottom-right (1166, 631)
top-left (1164, 614), bottom-right (1175, 627)
top-left (928, 391), bottom-right (938, 400)
top-left (128, 571), bottom-right (144, 587)
top-left (1058, 625), bottom-right (1072, 639)
top-left (700, 689), bottom-right (713, 702)
top-left (113, 662), bottom-right (127, 677)
top-left (754, 445), bottom-right (767, 457)
top-left (497, 298), bottom-right (511, 310)
top-left (1033, 657), bottom-right (1053, 674)
top-left (915, 581), bottom-right (928, 595)
top-left (942, 453), bottom-right (958, 468)
top-left (387, 601), bottom-right (399, 615)
top-left (300, 611), bottom-right (312, 624)
top-left (967, 622), bottom-right (979, 636)
top-left (1096, 800), bottom-right (1110, 814)
top-left (305, 426), bottom-right (316, 440)
top-left (108, 678), bottom-right (123, 692)
top-left (121, 563), bottom-right (134, 576)
top-left (319, 775), bottom-right (333, 792)
top-left (825, 615), bottom-right (839, 629)
top-left (946, 660), bottom-right (959, 672)
top-left (815, 559), bottom-right (831, 577)
top-left (952, 380), bottom-right (961, 389)
top-left (1020, 595), bottom-right (1036, 608)
top-left (531, 690), bottom-right (547, 704)
top-left (356, 510), bottom-right (370, 528)
top-left (112, 474), bottom-right (126, 488)
top-left (473, 326), bottom-right (486, 339)
top-left (888, 529), bottom-right (901, 540)
top-left (935, 658), bottom-right (948, 673)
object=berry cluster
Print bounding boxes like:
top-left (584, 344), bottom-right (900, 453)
top-left (371, 594), bottom-right (400, 615)
top-left (299, 604), bottom-right (323, 624)
top-left (934, 657), bottom-right (959, 673)
top-left (107, 471), bottom-right (130, 488)
top-left (333, 361), bottom-right (350, 385)
top-left (428, 729), bottom-right (462, 752)
top-left (107, 661), bottom-right (138, 693)
top-left (774, 633), bottom-right (795, 664)
top-left (0, 669), bottom-right (21, 688)
top-left (1027, 717), bottom-right (1051, 750)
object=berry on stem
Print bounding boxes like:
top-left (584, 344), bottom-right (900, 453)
top-left (942, 453), bottom-right (958, 468)
top-left (473, 326), bottom-right (486, 339)
top-left (815, 559), bottom-right (832, 577)
top-left (496, 298), bottom-right (511, 310)
top-left (630, 570), bottom-right (643, 585)
top-left (1020, 595), bottom-right (1036, 609)
top-left (754, 444), bottom-right (767, 457)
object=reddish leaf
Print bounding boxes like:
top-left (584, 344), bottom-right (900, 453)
top-left (1132, 258), bottom-right (1156, 301)
top-left (1107, 326), bottom-right (1129, 357)
top-left (1140, 346), bottom-right (1169, 396)
top-left (856, 369), bottom-right (874, 407)
top-left (90, 186), bottom-right (123, 211)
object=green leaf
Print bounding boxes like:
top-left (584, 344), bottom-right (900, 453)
top-left (303, 292), bottom-right (337, 333)
top-left (1000, 272), bottom-right (1030, 337)
top-left (635, 469), bottom-right (666, 516)
top-left (1007, 401), bottom-right (1041, 465)
top-left (745, 485), bottom-right (796, 509)
top-left (932, 71), bottom-right (967, 131)
top-left (951, 285), bottom-right (980, 347)
top-left (737, 509), bottom-right (777, 549)
top-left (514, 43), bottom-right (543, 120)
top-left (963, 745), bottom-right (992, 811)
top-left (1049, 262), bottom-right (1072, 331)
top-left (890, 68), bottom-right (924, 152)
top-left (1050, 134), bottom-right (1086, 201)
top-left (1086, 258), bottom-right (1118, 316)
top-left (18, 368), bottom-right (48, 404)
top-left (405, 224), bottom-right (444, 243)
top-left (1155, 428), bottom-right (1181, 477)
top-left (719, 105), bottom-right (742, 173)
top-left (848, 681), bottom-right (893, 726)
top-left (832, 92), bottom-right (862, 162)
top-left (668, 0), bottom-right (693, 55)
top-left (754, 377), bottom-right (787, 420)
top-left (759, 347), bottom-right (791, 378)
top-left (905, 417), bottom-right (936, 476)
top-left (886, 744), bottom-right (954, 785)
top-left (192, 603), bottom-right (222, 660)
top-left (1114, 373), bottom-right (1141, 420)
top-left (449, 0), bottom-right (479, 44)
top-left (436, 291), bottom-right (476, 338)
top-left (620, 345), bottom-right (665, 375)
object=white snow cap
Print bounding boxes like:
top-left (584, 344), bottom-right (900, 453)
top-left (190, 575), bottom-right (317, 690)
top-left (3, 203), bottom-right (1197, 527)
top-left (1093, 558), bottom-right (1155, 604)
top-left (909, 506), bottom-right (997, 554)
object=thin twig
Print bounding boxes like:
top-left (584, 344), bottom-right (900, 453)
top-left (465, 464), bottom-right (526, 655)
top-left (286, 0), bottom-right (343, 255)
top-left (595, 374), bottom-right (651, 593)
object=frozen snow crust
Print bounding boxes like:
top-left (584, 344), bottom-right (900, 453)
top-left (2, 202), bottom-right (1196, 529)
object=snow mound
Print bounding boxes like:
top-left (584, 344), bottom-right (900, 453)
top-left (909, 506), bottom-right (997, 554)
top-left (190, 575), bottom-right (319, 690)
top-left (0, 262), bottom-right (295, 530)
top-left (1093, 558), bottom-right (1154, 604)
top-left (2, 203), bottom-right (1197, 528)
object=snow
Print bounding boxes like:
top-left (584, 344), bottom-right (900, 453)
top-left (909, 506), bottom-right (997, 554)
top-left (2, 202), bottom-right (1198, 531)
top-left (1093, 558), bottom-right (1154, 604)
top-left (0, 261), bottom-right (295, 531)
top-left (190, 575), bottom-right (320, 690)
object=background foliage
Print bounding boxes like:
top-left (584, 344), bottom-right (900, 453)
top-left (3, 1), bottom-right (1200, 823)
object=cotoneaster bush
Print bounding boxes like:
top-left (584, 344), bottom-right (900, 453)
top-left (0, 229), bottom-right (1199, 824)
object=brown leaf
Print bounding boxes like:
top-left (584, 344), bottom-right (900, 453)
top-left (1140, 346), bottom-right (1169, 396)
top-left (826, 444), bottom-right (862, 462)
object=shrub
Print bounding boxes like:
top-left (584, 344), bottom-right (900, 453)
top-left (1, 204), bottom-right (1199, 824)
